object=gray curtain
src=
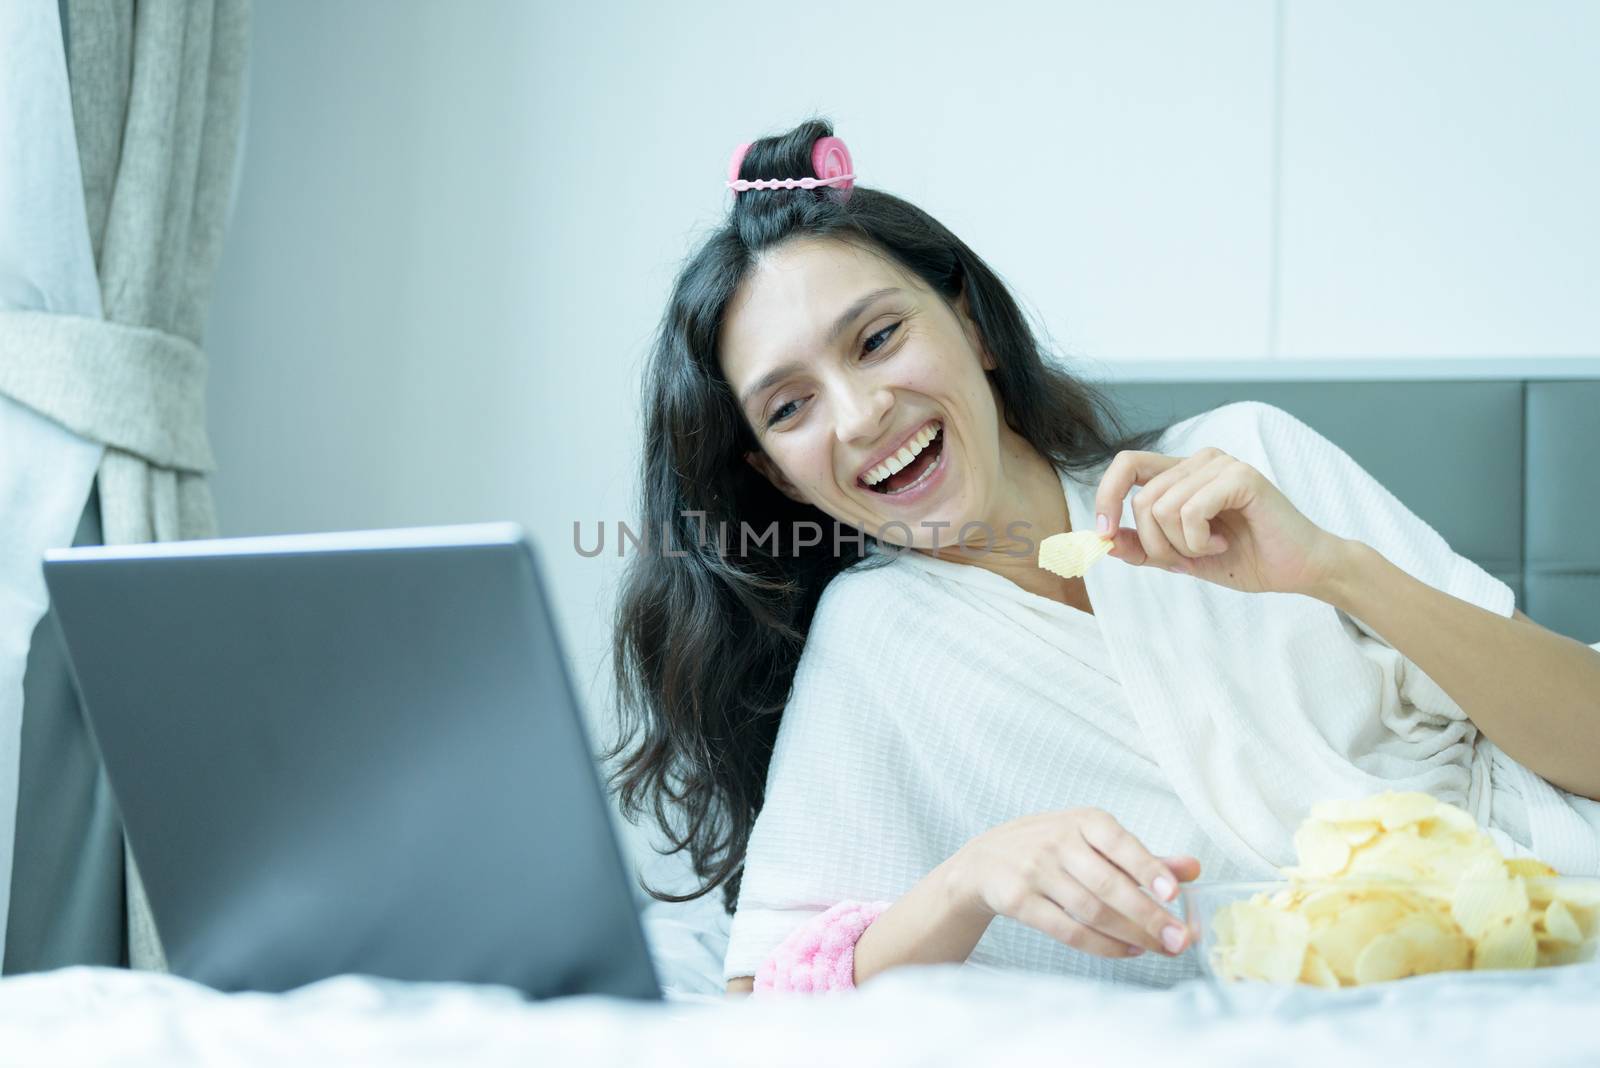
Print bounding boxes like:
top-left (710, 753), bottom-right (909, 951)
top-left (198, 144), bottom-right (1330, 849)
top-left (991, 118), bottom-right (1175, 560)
top-left (5, 483), bottom-right (123, 972)
top-left (0, 0), bottom-right (249, 971)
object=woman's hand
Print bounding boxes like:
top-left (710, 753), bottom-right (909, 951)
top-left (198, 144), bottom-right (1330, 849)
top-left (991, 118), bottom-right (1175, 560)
top-left (1093, 447), bottom-right (1349, 598)
top-left (952, 808), bottom-right (1202, 959)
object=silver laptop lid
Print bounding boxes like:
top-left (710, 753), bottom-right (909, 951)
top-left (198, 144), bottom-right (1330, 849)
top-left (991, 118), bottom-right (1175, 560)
top-left (43, 524), bottom-right (660, 1000)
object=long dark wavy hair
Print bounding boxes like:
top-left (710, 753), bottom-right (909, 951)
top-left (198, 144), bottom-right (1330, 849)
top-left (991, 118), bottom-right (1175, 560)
top-left (601, 118), bottom-right (1169, 915)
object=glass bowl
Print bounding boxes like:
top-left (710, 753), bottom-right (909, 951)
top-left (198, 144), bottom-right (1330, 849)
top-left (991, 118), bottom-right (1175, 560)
top-left (1179, 877), bottom-right (1600, 989)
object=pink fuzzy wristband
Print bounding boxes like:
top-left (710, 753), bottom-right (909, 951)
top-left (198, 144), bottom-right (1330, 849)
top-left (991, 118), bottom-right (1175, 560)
top-left (752, 900), bottom-right (894, 995)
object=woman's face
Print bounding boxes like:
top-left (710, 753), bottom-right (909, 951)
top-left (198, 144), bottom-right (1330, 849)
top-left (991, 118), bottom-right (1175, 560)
top-left (718, 237), bottom-right (1011, 549)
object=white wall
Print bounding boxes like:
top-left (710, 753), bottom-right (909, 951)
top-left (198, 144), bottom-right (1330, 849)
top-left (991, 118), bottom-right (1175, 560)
top-left (204, 0), bottom-right (1600, 905)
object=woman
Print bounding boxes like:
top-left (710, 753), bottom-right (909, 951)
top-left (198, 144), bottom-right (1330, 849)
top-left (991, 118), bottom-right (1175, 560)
top-left (603, 119), bottom-right (1600, 997)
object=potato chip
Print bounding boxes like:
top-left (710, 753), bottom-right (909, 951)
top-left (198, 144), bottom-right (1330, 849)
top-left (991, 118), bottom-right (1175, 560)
top-left (1309, 894), bottom-right (1413, 983)
top-left (1371, 791), bottom-right (1443, 831)
top-left (1348, 829), bottom-right (1501, 889)
top-left (1290, 822), bottom-right (1352, 878)
top-left (1553, 880), bottom-right (1600, 910)
top-left (1564, 900), bottom-right (1599, 940)
top-left (1356, 911), bottom-right (1470, 983)
top-left (1537, 941), bottom-right (1590, 968)
top-left (1408, 909), bottom-right (1473, 970)
top-left (1225, 904), bottom-right (1310, 984)
top-left (1542, 899), bottom-right (1585, 946)
top-left (1299, 887), bottom-right (1365, 922)
top-left (1037, 530), bottom-right (1113, 579)
top-left (1451, 876), bottom-right (1528, 941)
top-left (1352, 930), bottom-right (1420, 984)
top-left (1456, 853), bottom-right (1515, 885)
top-left (1429, 804), bottom-right (1482, 835)
top-left (1472, 914), bottom-right (1538, 971)
top-left (1207, 790), bottom-right (1597, 989)
top-left (1299, 947), bottom-right (1340, 988)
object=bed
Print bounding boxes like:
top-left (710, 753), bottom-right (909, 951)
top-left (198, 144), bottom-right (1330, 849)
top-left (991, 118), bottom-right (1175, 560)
top-left (5, 363), bottom-right (1598, 1063)
top-left (1, 894), bottom-right (1597, 1066)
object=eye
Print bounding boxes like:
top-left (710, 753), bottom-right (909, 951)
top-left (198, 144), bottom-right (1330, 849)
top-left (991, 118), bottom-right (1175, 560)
top-left (863, 321), bottom-right (900, 355)
top-left (765, 397), bottom-right (802, 428)
top-left (763, 322), bottom-right (901, 430)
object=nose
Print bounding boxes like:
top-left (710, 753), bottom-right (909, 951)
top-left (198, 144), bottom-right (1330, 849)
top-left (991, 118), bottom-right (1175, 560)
top-left (834, 380), bottom-right (893, 445)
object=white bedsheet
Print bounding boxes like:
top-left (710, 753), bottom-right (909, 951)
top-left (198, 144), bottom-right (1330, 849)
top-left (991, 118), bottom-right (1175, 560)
top-left (1, 899), bottom-right (1596, 1066)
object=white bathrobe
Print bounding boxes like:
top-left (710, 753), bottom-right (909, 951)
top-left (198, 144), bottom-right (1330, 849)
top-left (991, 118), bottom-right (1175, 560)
top-left (722, 400), bottom-right (1600, 986)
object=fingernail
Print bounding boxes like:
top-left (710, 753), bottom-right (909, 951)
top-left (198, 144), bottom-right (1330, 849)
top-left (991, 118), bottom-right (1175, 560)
top-left (1207, 534), bottom-right (1227, 553)
top-left (1161, 925), bottom-right (1185, 952)
top-left (1165, 562), bottom-right (1190, 574)
top-left (1124, 945), bottom-right (1145, 957)
top-left (1096, 513), bottom-right (1109, 534)
top-left (1153, 875), bottom-right (1176, 901)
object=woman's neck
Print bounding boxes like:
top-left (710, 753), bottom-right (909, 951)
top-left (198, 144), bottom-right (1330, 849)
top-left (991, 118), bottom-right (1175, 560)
top-left (920, 428), bottom-right (1090, 608)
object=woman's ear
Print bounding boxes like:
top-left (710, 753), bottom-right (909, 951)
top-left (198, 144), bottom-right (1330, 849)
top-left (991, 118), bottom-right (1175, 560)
top-left (954, 289), bottom-right (996, 371)
top-left (745, 451), bottom-right (809, 504)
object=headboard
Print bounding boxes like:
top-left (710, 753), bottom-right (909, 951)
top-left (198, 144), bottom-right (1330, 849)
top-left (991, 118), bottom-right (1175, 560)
top-left (1090, 360), bottom-right (1600, 646)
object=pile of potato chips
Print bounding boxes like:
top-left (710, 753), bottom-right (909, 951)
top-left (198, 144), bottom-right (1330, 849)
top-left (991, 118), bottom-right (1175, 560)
top-left (1208, 791), bottom-right (1599, 987)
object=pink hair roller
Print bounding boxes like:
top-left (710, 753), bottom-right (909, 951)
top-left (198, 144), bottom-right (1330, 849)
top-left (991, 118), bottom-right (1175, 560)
top-left (726, 136), bottom-right (856, 197)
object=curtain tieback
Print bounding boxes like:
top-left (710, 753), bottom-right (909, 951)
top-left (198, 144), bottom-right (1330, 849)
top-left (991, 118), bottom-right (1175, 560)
top-left (0, 309), bottom-right (215, 474)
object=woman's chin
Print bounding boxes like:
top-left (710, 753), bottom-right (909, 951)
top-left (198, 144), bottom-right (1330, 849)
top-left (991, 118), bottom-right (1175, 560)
top-left (863, 503), bottom-right (981, 552)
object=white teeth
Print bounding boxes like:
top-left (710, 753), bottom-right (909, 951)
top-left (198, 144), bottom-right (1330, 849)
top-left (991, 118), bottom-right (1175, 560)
top-left (862, 421), bottom-right (942, 487)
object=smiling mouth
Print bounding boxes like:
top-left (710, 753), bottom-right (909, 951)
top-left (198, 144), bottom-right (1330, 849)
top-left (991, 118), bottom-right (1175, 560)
top-left (860, 422), bottom-right (944, 495)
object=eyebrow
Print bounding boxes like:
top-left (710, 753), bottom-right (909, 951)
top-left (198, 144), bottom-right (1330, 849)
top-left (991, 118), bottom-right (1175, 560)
top-left (737, 287), bottom-right (904, 414)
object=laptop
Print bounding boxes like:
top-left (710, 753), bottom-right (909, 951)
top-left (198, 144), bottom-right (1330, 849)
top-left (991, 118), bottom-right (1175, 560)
top-left (42, 523), bottom-right (662, 1001)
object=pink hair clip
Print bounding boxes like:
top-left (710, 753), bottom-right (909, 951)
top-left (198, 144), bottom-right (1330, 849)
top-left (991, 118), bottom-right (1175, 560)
top-left (726, 136), bottom-right (855, 196)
